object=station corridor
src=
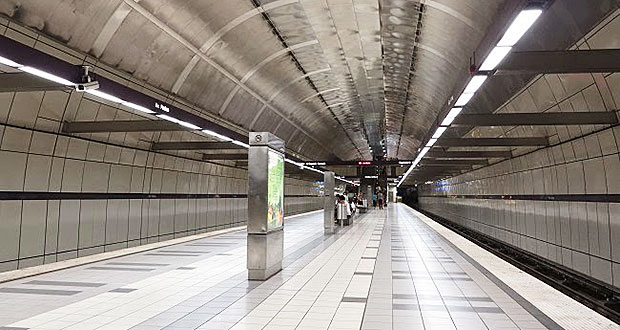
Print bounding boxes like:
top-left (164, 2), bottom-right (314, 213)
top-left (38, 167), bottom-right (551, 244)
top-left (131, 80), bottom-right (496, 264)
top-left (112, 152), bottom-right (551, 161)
top-left (1, 0), bottom-right (620, 329)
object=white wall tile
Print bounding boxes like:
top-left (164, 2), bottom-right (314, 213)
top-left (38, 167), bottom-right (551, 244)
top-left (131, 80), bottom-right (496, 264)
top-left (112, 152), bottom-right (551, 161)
top-left (583, 158), bottom-right (607, 194)
top-left (24, 154), bottom-right (52, 191)
top-left (0, 150), bottom-right (27, 190)
top-left (7, 92), bottom-right (43, 127)
top-left (1, 126), bottom-right (32, 152)
top-left (0, 201), bottom-right (21, 262)
top-left (19, 200), bottom-right (47, 258)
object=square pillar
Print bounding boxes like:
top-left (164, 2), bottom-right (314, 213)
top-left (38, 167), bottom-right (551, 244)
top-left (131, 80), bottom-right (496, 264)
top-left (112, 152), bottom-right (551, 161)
top-left (247, 132), bottom-right (285, 280)
top-left (324, 171), bottom-right (336, 234)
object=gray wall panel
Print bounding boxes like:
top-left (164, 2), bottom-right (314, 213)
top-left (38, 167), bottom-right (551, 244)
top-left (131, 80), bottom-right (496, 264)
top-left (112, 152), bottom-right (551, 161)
top-left (57, 200), bottom-right (80, 252)
top-left (19, 200), bottom-right (47, 259)
top-left (0, 201), bottom-right (21, 263)
top-left (76, 201), bottom-right (93, 250)
top-left (160, 200), bottom-right (175, 235)
top-left (45, 200), bottom-right (60, 255)
top-left (128, 200), bottom-right (142, 241)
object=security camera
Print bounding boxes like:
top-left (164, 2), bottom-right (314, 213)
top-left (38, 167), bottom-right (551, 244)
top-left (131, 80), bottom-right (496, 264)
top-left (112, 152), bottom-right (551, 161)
top-left (74, 65), bottom-right (99, 92)
top-left (75, 81), bottom-right (100, 92)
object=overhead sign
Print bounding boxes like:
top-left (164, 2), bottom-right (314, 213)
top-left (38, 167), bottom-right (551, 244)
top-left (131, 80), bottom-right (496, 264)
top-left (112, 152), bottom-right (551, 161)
top-left (299, 160), bottom-right (417, 167)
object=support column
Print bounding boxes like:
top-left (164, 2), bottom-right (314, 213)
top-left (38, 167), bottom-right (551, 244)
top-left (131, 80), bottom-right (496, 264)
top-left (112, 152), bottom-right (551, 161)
top-left (247, 132), bottom-right (285, 280)
top-left (324, 171), bottom-right (336, 234)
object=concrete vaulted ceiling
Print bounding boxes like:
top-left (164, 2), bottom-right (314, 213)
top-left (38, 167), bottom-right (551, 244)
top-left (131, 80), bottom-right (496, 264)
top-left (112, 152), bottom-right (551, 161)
top-left (0, 0), bottom-right (507, 161)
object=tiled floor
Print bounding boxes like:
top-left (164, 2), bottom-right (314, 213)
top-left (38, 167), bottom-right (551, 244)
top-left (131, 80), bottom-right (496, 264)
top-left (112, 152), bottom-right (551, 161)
top-left (0, 205), bottom-right (575, 329)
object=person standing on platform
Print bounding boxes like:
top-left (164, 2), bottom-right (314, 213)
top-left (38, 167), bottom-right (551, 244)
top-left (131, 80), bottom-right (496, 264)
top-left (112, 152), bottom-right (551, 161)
top-left (377, 190), bottom-right (384, 210)
top-left (372, 192), bottom-right (377, 208)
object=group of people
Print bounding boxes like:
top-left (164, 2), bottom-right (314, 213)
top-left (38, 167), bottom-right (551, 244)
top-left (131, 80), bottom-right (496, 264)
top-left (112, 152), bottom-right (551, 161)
top-left (335, 194), bottom-right (355, 220)
top-left (333, 186), bottom-right (387, 223)
top-left (372, 187), bottom-right (386, 209)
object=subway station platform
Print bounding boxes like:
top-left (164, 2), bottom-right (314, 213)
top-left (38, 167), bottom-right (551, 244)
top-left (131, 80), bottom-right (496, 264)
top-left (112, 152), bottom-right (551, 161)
top-left (0, 204), bottom-right (613, 330)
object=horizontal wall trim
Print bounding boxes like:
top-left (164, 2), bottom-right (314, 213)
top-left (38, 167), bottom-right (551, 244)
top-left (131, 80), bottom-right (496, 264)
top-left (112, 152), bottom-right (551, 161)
top-left (0, 191), bottom-right (322, 201)
top-left (419, 194), bottom-right (620, 203)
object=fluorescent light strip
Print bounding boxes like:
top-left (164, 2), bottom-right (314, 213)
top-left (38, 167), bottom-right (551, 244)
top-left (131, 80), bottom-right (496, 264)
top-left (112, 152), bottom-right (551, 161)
top-left (284, 158), bottom-right (301, 166)
top-left (432, 127), bottom-right (447, 139)
top-left (0, 56), bottom-right (22, 68)
top-left (156, 114), bottom-right (201, 130)
top-left (480, 46), bottom-right (512, 71)
top-left (447, 107), bottom-right (463, 118)
top-left (420, 146), bottom-right (430, 157)
top-left (202, 130), bottom-right (233, 142)
top-left (464, 75), bottom-right (488, 94)
top-left (426, 138), bottom-right (438, 147)
top-left (121, 101), bottom-right (155, 114)
top-left (441, 116), bottom-right (456, 126)
top-left (178, 121), bottom-right (201, 130)
top-left (305, 166), bottom-right (324, 174)
top-left (440, 108), bottom-right (463, 126)
top-left (454, 93), bottom-right (474, 107)
top-left (86, 91), bottom-right (156, 115)
top-left (86, 90), bottom-right (122, 103)
top-left (19, 66), bottom-right (74, 86)
top-left (498, 9), bottom-right (543, 47)
top-left (401, 5), bottom-right (546, 187)
top-left (232, 140), bottom-right (249, 149)
top-left (397, 147), bottom-right (431, 187)
top-left (156, 114), bottom-right (179, 123)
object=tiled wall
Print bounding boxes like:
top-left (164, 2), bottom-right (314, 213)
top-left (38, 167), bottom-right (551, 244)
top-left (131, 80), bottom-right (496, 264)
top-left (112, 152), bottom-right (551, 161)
top-left (0, 93), bottom-right (322, 272)
top-left (419, 11), bottom-right (620, 289)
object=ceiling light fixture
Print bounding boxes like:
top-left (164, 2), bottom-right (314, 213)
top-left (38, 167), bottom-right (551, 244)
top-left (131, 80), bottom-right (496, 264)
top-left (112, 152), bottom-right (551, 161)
top-left (498, 9), bottom-right (543, 47)
top-left (202, 129), bottom-right (233, 142)
top-left (0, 56), bottom-right (22, 67)
top-left (432, 127), bottom-right (447, 139)
top-left (441, 107), bottom-right (463, 126)
top-left (156, 114), bottom-right (201, 130)
top-left (232, 140), bottom-right (250, 149)
top-left (463, 75), bottom-right (488, 94)
top-left (454, 93), bottom-right (474, 107)
top-left (426, 138), bottom-right (438, 147)
top-left (86, 90), bottom-right (122, 103)
top-left (479, 46), bottom-right (512, 71)
top-left (447, 107), bottom-right (463, 118)
top-left (121, 101), bottom-right (155, 114)
top-left (19, 66), bottom-right (74, 86)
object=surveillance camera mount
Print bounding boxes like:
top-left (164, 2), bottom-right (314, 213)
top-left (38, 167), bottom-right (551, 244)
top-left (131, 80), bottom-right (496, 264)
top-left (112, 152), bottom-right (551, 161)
top-left (80, 65), bottom-right (95, 83)
top-left (75, 65), bottom-right (100, 92)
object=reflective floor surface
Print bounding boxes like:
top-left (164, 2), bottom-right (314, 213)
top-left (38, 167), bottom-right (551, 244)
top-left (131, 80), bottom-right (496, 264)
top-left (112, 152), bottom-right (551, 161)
top-left (0, 205), bottom-right (576, 329)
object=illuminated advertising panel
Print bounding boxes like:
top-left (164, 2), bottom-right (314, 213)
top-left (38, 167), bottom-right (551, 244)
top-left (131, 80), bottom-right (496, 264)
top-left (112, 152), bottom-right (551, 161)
top-left (267, 149), bottom-right (284, 230)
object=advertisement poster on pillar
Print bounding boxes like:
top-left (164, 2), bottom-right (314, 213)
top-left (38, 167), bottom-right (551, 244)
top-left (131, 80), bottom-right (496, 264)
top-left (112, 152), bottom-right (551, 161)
top-left (267, 149), bottom-right (284, 231)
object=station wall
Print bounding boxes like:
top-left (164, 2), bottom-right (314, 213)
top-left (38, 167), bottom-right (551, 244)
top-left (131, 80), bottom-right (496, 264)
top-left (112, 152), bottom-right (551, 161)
top-left (0, 91), bottom-right (322, 273)
top-left (419, 10), bottom-right (620, 289)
